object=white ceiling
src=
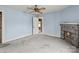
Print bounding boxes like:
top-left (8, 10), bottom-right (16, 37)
top-left (7, 5), bottom-right (69, 13)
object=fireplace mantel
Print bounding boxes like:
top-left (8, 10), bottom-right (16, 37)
top-left (61, 23), bottom-right (79, 24)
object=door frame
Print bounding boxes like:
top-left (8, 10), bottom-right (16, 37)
top-left (32, 16), bottom-right (44, 35)
top-left (0, 10), bottom-right (6, 43)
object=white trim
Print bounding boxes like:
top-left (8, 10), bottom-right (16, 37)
top-left (44, 33), bottom-right (60, 38)
top-left (5, 34), bottom-right (32, 43)
top-left (32, 16), bottom-right (44, 34)
top-left (0, 10), bottom-right (6, 43)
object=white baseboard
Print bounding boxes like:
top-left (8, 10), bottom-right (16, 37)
top-left (4, 34), bottom-right (32, 43)
top-left (3, 33), bottom-right (60, 43)
top-left (44, 33), bottom-right (60, 38)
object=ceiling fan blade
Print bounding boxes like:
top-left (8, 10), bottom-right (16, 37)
top-left (37, 11), bottom-right (43, 14)
top-left (29, 11), bottom-right (35, 13)
top-left (39, 8), bottom-right (46, 10)
top-left (25, 5), bottom-right (46, 14)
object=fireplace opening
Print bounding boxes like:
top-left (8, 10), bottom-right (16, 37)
top-left (64, 31), bottom-right (72, 39)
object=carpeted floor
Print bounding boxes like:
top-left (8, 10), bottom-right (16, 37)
top-left (0, 34), bottom-right (78, 53)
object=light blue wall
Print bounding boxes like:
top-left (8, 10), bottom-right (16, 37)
top-left (61, 5), bottom-right (79, 21)
top-left (44, 5), bottom-right (79, 37)
top-left (44, 12), bottom-right (62, 37)
top-left (0, 6), bottom-right (32, 41)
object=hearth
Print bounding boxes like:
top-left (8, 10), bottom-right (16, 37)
top-left (60, 23), bottom-right (79, 47)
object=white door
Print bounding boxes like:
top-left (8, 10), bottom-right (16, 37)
top-left (33, 17), bottom-right (39, 34)
top-left (33, 16), bottom-right (43, 34)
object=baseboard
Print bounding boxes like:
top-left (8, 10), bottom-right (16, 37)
top-left (4, 34), bottom-right (32, 43)
top-left (44, 33), bottom-right (60, 38)
top-left (3, 33), bottom-right (60, 43)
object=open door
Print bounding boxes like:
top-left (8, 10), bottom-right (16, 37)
top-left (32, 16), bottom-right (43, 35)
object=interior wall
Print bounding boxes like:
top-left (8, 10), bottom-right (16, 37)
top-left (0, 6), bottom-right (32, 42)
top-left (44, 5), bottom-right (79, 37)
top-left (61, 5), bottom-right (79, 21)
top-left (43, 12), bottom-right (62, 37)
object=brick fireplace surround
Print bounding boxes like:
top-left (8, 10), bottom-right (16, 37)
top-left (60, 23), bottom-right (79, 48)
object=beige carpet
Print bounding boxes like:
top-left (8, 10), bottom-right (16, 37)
top-left (0, 34), bottom-right (78, 53)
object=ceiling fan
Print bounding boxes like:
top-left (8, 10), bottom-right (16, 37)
top-left (27, 5), bottom-right (46, 14)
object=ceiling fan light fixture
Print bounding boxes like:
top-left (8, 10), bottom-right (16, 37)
top-left (27, 5), bottom-right (46, 14)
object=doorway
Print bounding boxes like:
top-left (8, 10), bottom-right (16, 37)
top-left (32, 16), bottom-right (43, 35)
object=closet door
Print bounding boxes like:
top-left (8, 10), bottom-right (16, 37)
top-left (0, 12), bottom-right (2, 43)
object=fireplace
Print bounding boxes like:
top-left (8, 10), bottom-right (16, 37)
top-left (60, 23), bottom-right (79, 47)
top-left (63, 31), bottom-right (74, 44)
top-left (64, 31), bottom-right (72, 39)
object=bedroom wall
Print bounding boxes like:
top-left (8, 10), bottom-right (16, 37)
top-left (43, 12), bottom-right (62, 37)
top-left (44, 5), bottom-right (79, 37)
top-left (61, 5), bottom-right (79, 21)
top-left (0, 6), bottom-right (32, 42)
